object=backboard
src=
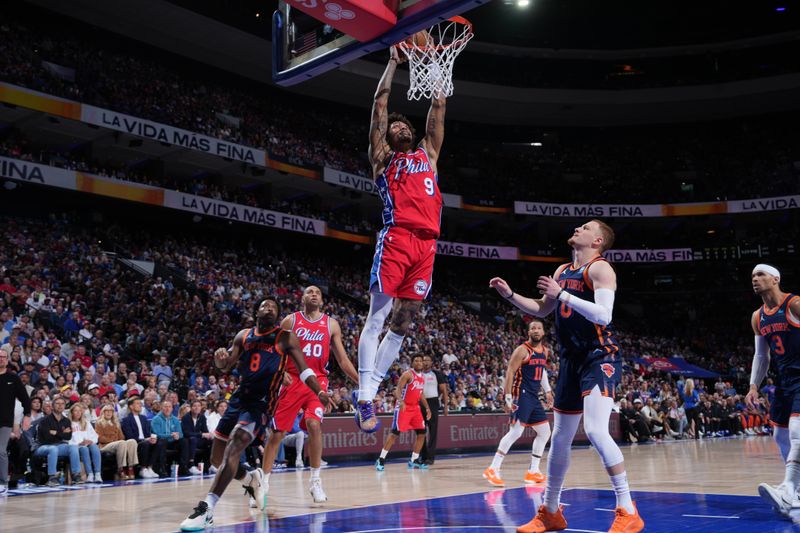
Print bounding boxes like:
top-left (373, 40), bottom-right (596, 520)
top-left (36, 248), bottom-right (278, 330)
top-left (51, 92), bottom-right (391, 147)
top-left (272, 0), bottom-right (489, 86)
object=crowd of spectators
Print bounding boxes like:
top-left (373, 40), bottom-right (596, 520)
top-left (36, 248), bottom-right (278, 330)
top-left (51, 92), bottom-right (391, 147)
top-left (0, 211), bottom-right (772, 488)
top-left (2, 7), bottom-right (800, 205)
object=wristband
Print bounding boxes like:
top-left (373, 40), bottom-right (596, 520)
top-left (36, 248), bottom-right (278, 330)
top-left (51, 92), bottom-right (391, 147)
top-left (318, 390), bottom-right (327, 398)
top-left (299, 368), bottom-right (315, 384)
top-left (505, 394), bottom-right (513, 408)
top-left (505, 291), bottom-right (514, 299)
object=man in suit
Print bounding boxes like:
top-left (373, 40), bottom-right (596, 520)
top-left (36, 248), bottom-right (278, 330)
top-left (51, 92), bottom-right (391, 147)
top-left (121, 395), bottom-right (159, 478)
top-left (181, 400), bottom-right (212, 475)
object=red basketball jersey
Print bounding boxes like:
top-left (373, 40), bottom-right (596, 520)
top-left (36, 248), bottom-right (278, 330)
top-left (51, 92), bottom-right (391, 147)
top-left (401, 370), bottom-right (425, 406)
top-left (285, 311), bottom-right (330, 378)
top-left (377, 147), bottom-right (443, 237)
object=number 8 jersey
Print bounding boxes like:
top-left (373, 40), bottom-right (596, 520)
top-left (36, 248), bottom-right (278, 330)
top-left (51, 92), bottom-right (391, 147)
top-left (286, 311), bottom-right (331, 379)
top-left (376, 147), bottom-right (443, 237)
top-left (758, 294), bottom-right (800, 390)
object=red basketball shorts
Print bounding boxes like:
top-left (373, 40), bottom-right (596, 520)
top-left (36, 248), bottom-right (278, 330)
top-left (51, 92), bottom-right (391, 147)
top-left (271, 376), bottom-right (328, 432)
top-left (393, 404), bottom-right (425, 432)
top-left (369, 226), bottom-right (436, 300)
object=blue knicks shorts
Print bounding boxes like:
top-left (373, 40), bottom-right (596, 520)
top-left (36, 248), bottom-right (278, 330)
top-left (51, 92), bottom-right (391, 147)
top-left (769, 387), bottom-right (800, 428)
top-left (554, 352), bottom-right (621, 414)
top-left (214, 392), bottom-right (270, 443)
top-left (511, 390), bottom-right (548, 426)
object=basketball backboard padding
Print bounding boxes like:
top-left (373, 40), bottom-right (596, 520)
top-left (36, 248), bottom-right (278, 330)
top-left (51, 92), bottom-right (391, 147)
top-left (273, 0), bottom-right (489, 87)
top-left (281, 0), bottom-right (399, 43)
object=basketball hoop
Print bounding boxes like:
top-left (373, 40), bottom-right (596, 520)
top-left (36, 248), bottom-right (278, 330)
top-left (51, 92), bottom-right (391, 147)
top-left (396, 16), bottom-right (473, 101)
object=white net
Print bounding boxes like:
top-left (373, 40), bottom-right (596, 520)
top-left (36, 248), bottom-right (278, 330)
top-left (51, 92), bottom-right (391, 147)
top-left (397, 17), bottom-right (473, 101)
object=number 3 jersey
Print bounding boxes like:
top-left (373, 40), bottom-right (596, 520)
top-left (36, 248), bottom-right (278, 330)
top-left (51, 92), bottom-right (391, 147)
top-left (376, 147), bottom-right (443, 238)
top-left (285, 311), bottom-right (331, 379)
top-left (758, 294), bottom-right (800, 390)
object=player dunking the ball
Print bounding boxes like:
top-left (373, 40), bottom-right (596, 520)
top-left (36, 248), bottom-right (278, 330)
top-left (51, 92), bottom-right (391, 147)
top-left (746, 264), bottom-right (800, 518)
top-left (490, 220), bottom-right (644, 533)
top-left (483, 318), bottom-right (553, 487)
top-left (260, 285), bottom-right (359, 504)
top-left (355, 45), bottom-right (446, 432)
top-left (179, 298), bottom-right (330, 531)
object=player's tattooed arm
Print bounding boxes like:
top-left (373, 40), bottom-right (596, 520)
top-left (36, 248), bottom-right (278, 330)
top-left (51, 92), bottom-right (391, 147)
top-left (422, 93), bottom-right (445, 172)
top-left (389, 299), bottom-right (423, 334)
top-left (330, 318), bottom-right (359, 383)
top-left (395, 371), bottom-right (412, 410)
top-left (369, 47), bottom-right (402, 174)
top-left (503, 345), bottom-right (527, 408)
top-left (281, 331), bottom-right (333, 407)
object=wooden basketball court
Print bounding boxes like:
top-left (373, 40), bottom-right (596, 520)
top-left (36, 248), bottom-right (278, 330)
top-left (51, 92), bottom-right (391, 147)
top-left (0, 437), bottom-right (791, 532)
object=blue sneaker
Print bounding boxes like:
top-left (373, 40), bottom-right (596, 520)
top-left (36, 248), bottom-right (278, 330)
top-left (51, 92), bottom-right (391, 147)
top-left (352, 391), bottom-right (380, 434)
top-left (375, 459), bottom-right (385, 472)
top-left (407, 460), bottom-right (416, 470)
top-left (408, 459), bottom-right (428, 470)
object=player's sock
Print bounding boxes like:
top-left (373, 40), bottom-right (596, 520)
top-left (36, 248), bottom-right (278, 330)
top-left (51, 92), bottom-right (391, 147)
top-left (370, 331), bottom-right (405, 397)
top-left (380, 449), bottom-right (389, 460)
top-left (490, 451), bottom-right (504, 472)
top-left (204, 492), bottom-right (220, 511)
top-left (543, 413), bottom-right (581, 513)
top-left (357, 294), bottom-right (392, 398)
top-left (411, 452), bottom-right (420, 462)
top-left (529, 453), bottom-right (542, 473)
top-left (610, 472), bottom-right (635, 514)
top-left (310, 467), bottom-right (321, 482)
top-left (530, 422), bottom-right (551, 472)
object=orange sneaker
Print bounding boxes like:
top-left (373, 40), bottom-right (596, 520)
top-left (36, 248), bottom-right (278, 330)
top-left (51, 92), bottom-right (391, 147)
top-left (516, 504), bottom-right (567, 533)
top-left (482, 467), bottom-right (505, 486)
top-left (524, 471), bottom-right (546, 484)
top-left (608, 502), bottom-right (644, 533)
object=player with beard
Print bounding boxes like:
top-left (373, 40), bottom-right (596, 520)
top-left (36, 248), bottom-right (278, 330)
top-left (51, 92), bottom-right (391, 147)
top-left (483, 319), bottom-right (553, 487)
top-left (180, 298), bottom-right (331, 531)
top-left (354, 46), bottom-right (446, 433)
top-left (747, 264), bottom-right (800, 518)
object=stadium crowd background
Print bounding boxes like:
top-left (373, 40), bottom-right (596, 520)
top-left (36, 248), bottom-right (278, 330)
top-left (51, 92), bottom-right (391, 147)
top-left (0, 3), bottom-right (795, 487)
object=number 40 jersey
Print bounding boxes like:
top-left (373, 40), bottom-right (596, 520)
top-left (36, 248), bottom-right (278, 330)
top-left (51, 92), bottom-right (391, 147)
top-left (285, 311), bottom-right (331, 379)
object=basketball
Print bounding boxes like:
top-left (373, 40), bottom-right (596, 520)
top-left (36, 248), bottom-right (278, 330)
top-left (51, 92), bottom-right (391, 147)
top-left (407, 29), bottom-right (431, 48)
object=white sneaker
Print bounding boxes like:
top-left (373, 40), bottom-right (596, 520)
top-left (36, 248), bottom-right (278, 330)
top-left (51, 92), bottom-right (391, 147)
top-left (295, 460), bottom-right (304, 469)
top-left (209, 465), bottom-right (218, 474)
top-left (309, 479), bottom-right (327, 503)
top-left (142, 467), bottom-right (159, 479)
top-left (180, 501), bottom-right (213, 531)
top-left (0, 484), bottom-right (7, 495)
top-left (189, 466), bottom-right (202, 476)
top-left (94, 474), bottom-right (103, 483)
top-left (759, 483), bottom-right (795, 518)
top-left (87, 473), bottom-right (95, 483)
top-left (320, 459), bottom-right (328, 467)
top-left (246, 468), bottom-right (268, 512)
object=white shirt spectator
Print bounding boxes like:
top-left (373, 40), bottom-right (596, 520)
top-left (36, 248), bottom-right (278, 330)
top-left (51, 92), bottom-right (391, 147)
top-left (70, 420), bottom-right (99, 445)
top-left (206, 412), bottom-right (221, 434)
top-left (442, 352), bottom-right (458, 366)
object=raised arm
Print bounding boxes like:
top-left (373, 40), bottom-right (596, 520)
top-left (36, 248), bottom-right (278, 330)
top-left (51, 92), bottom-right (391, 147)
top-left (329, 317), bottom-right (359, 383)
top-left (421, 93), bottom-right (445, 173)
top-left (489, 265), bottom-right (567, 317)
top-left (537, 260), bottom-right (616, 326)
top-left (213, 329), bottom-right (248, 373)
top-left (369, 49), bottom-right (402, 175)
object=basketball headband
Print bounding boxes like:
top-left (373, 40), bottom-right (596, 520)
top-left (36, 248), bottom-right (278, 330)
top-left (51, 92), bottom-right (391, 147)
top-left (753, 264), bottom-right (780, 279)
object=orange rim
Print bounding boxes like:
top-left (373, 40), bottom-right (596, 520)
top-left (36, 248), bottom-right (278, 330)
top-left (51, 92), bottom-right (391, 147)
top-left (396, 16), bottom-right (473, 53)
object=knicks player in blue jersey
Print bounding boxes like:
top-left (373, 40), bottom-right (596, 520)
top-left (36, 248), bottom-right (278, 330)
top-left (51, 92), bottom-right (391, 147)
top-left (180, 297), bottom-right (331, 531)
top-left (746, 263), bottom-right (800, 518)
top-left (483, 318), bottom-right (553, 487)
top-left (490, 220), bottom-right (643, 533)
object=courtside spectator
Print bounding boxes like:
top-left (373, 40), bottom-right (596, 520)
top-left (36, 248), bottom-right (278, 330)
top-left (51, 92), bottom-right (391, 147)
top-left (121, 397), bottom-right (159, 479)
top-left (33, 397), bottom-right (81, 486)
top-left (96, 404), bottom-right (139, 480)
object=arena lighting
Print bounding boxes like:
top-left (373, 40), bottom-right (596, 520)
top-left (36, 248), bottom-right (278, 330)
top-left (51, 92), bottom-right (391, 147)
top-left (776, 7), bottom-right (786, 11)
top-left (517, 0), bottom-right (530, 6)
top-left (530, 142), bottom-right (543, 146)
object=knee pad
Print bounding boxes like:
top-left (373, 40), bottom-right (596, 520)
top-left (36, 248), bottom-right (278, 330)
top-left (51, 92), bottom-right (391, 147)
top-left (508, 423), bottom-right (525, 441)
top-left (534, 422), bottom-right (551, 440)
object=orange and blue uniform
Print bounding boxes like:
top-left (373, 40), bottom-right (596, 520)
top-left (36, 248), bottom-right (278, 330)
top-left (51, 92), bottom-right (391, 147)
top-left (214, 327), bottom-right (286, 442)
top-left (370, 147), bottom-right (442, 300)
top-left (759, 294), bottom-right (800, 427)
top-left (553, 257), bottom-right (621, 413)
top-left (511, 343), bottom-right (550, 427)
top-left (272, 312), bottom-right (331, 432)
